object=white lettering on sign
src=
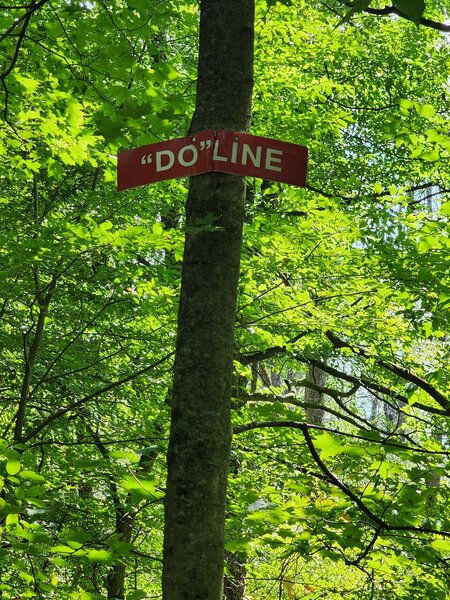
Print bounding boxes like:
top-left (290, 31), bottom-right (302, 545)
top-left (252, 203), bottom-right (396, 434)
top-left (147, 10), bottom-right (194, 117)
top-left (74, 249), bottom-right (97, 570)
top-left (146, 145), bottom-right (201, 171)
top-left (242, 144), bottom-right (261, 168)
top-left (265, 148), bottom-right (283, 172)
top-left (178, 144), bottom-right (198, 167)
top-left (213, 140), bottom-right (227, 162)
top-left (156, 150), bottom-right (175, 172)
top-left (231, 141), bottom-right (239, 164)
top-left (139, 137), bottom-right (285, 174)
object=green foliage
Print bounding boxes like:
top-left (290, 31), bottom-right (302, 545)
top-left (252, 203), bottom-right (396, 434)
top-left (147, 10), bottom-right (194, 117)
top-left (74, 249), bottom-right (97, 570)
top-left (0, 0), bottom-right (449, 596)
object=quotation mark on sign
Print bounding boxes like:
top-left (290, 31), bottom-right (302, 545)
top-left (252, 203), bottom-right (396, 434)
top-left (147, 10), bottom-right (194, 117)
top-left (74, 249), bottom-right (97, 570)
top-left (200, 140), bottom-right (212, 150)
top-left (141, 154), bottom-right (152, 165)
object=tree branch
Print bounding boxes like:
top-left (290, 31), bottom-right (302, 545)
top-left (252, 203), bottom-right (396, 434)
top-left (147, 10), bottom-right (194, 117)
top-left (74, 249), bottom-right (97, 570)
top-left (22, 351), bottom-right (175, 442)
top-left (238, 331), bottom-right (309, 365)
top-left (233, 419), bottom-right (450, 456)
top-left (234, 420), bottom-right (450, 537)
top-left (0, 0), bottom-right (48, 46)
top-left (326, 331), bottom-right (449, 411)
top-left (13, 271), bottom-right (58, 443)
top-left (29, 294), bottom-right (120, 396)
top-left (0, 0), bottom-right (48, 96)
top-left (363, 5), bottom-right (450, 32)
top-left (300, 423), bottom-right (387, 528)
top-left (302, 358), bottom-right (447, 417)
top-left (240, 391), bottom-right (369, 431)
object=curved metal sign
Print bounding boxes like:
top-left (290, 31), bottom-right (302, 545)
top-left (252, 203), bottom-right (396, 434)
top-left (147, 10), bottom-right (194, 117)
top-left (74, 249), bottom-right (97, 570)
top-left (117, 130), bottom-right (308, 191)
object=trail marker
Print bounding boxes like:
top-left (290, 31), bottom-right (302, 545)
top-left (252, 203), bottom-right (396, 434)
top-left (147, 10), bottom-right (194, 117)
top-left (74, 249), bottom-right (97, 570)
top-left (117, 130), bottom-right (308, 191)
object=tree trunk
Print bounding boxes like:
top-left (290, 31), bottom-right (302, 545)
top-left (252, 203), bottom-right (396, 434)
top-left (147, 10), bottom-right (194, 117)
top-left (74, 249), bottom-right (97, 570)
top-left (162, 1), bottom-right (254, 599)
top-left (305, 365), bottom-right (326, 426)
top-left (223, 550), bottom-right (247, 600)
top-left (106, 452), bottom-right (157, 600)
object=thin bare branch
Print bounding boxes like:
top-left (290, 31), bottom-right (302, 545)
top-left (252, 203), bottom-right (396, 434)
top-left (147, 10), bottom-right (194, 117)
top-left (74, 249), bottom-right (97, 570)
top-left (326, 331), bottom-right (449, 410)
top-left (22, 351), bottom-right (175, 442)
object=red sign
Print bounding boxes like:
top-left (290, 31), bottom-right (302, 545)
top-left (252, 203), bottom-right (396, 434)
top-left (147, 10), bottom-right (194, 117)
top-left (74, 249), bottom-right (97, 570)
top-left (117, 130), bottom-right (307, 191)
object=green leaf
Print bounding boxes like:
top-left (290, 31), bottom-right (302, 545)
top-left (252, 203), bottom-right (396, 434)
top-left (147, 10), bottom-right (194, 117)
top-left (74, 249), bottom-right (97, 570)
top-left (416, 104), bottom-right (436, 119)
top-left (13, 74), bottom-right (39, 93)
top-left (87, 549), bottom-right (112, 562)
top-left (225, 537), bottom-right (252, 553)
top-left (419, 149), bottom-right (440, 162)
top-left (373, 182), bottom-right (383, 195)
top-left (120, 475), bottom-right (164, 500)
top-left (19, 571), bottom-right (34, 584)
top-left (64, 529), bottom-right (90, 544)
top-left (109, 450), bottom-right (140, 463)
top-left (126, 590), bottom-right (148, 600)
top-left (431, 539), bottom-right (450, 554)
top-left (50, 557), bottom-right (68, 567)
top-left (152, 222), bottom-right (163, 236)
top-left (5, 513), bottom-right (19, 527)
top-left (338, 0), bottom-right (372, 25)
top-left (110, 540), bottom-right (133, 556)
top-left (6, 459), bottom-right (21, 476)
top-left (19, 470), bottom-right (46, 483)
top-left (399, 98), bottom-right (414, 109)
top-left (393, 0), bottom-right (425, 24)
top-left (313, 432), bottom-right (344, 459)
top-left (51, 545), bottom-right (86, 556)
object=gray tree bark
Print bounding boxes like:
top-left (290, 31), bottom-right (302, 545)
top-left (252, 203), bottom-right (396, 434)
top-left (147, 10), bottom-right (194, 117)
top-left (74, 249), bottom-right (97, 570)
top-left (162, 1), bottom-right (254, 599)
top-left (223, 550), bottom-right (246, 600)
top-left (305, 365), bottom-right (327, 426)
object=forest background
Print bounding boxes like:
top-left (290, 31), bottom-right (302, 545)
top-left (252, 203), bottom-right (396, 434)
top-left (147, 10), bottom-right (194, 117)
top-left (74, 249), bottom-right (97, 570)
top-left (0, 0), bottom-right (450, 598)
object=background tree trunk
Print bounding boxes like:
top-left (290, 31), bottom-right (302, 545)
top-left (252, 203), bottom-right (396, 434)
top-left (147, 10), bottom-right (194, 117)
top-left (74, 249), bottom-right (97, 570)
top-left (305, 365), bottom-right (326, 426)
top-left (106, 452), bottom-right (156, 599)
top-left (162, 1), bottom-right (254, 599)
top-left (223, 550), bottom-right (247, 600)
